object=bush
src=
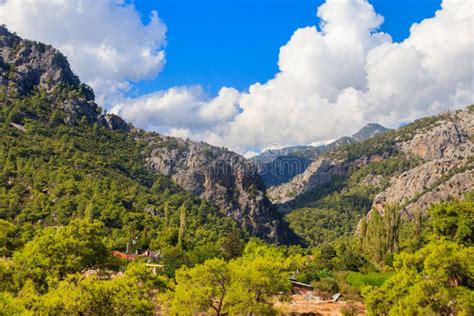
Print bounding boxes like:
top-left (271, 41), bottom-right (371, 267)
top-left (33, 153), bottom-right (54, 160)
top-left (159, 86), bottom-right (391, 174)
top-left (312, 277), bottom-right (339, 293)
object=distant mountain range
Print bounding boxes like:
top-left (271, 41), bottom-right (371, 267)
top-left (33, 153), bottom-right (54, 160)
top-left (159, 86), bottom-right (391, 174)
top-left (250, 123), bottom-right (389, 187)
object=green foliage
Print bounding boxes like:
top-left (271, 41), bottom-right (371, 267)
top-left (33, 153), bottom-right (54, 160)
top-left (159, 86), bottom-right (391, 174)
top-left (177, 203), bottom-right (187, 249)
top-left (0, 88), bottom-right (240, 260)
top-left (172, 258), bottom-right (230, 315)
top-left (364, 240), bottom-right (473, 315)
top-left (169, 240), bottom-right (293, 315)
top-left (0, 220), bottom-right (18, 257)
top-left (13, 219), bottom-right (112, 292)
top-left (285, 185), bottom-right (379, 246)
top-left (219, 229), bottom-right (244, 260)
top-left (226, 240), bottom-right (292, 314)
top-left (429, 198), bottom-right (473, 246)
top-left (364, 199), bottom-right (474, 315)
top-left (312, 277), bottom-right (339, 293)
top-left (359, 205), bottom-right (402, 265)
top-left (0, 83), bottom-right (245, 312)
top-left (2, 262), bottom-right (167, 315)
top-left (346, 272), bottom-right (393, 289)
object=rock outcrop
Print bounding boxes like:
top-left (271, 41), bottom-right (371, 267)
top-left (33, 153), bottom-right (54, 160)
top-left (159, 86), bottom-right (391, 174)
top-left (267, 157), bottom-right (348, 209)
top-left (372, 108), bottom-right (474, 215)
top-left (269, 107), bottom-right (474, 216)
top-left (139, 134), bottom-right (294, 243)
top-left (0, 26), bottom-right (128, 131)
top-left (0, 26), bottom-right (79, 95)
top-left (251, 124), bottom-right (388, 188)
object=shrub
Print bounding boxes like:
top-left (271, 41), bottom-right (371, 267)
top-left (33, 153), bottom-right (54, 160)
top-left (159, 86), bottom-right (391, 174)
top-left (312, 277), bottom-right (339, 293)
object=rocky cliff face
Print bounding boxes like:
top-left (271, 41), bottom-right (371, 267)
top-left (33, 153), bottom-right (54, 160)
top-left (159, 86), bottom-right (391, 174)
top-left (0, 27), bottom-right (79, 94)
top-left (0, 26), bottom-right (292, 243)
top-left (0, 26), bottom-right (129, 131)
top-left (372, 108), bottom-right (473, 215)
top-left (252, 124), bottom-right (388, 188)
top-left (267, 157), bottom-right (348, 210)
top-left (269, 106), bottom-right (474, 216)
top-left (138, 134), bottom-right (294, 243)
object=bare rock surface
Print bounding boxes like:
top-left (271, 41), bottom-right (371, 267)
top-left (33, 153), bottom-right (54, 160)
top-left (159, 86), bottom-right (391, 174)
top-left (139, 134), bottom-right (295, 243)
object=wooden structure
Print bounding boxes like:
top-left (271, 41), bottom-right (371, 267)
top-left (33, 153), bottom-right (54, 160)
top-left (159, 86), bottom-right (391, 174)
top-left (145, 263), bottom-right (164, 275)
top-left (290, 279), bottom-right (314, 295)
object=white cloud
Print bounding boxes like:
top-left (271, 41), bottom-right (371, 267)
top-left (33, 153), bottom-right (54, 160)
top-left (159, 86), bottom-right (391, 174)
top-left (0, 0), bottom-right (166, 105)
top-left (110, 85), bottom-right (241, 134)
top-left (115, 0), bottom-right (473, 153)
top-left (2, 0), bottom-right (472, 154)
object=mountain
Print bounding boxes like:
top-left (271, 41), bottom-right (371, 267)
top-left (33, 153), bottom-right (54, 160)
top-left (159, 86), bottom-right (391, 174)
top-left (250, 123), bottom-right (389, 187)
top-left (268, 106), bottom-right (473, 245)
top-left (138, 134), bottom-right (293, 242)
top-left (351, 123), bottom-right (389, 142)
top-left (0, 26), bottom-right (292, 244)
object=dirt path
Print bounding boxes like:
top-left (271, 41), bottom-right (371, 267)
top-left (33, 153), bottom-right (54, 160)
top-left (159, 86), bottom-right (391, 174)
top-left (275, 295), bottom-right (366, 315)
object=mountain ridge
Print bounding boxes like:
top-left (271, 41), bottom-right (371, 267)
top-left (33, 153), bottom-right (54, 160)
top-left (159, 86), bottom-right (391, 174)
top-left (0, 26), bottom-right (293, 243)
top-left (250, 122), bottom-right (389, 187)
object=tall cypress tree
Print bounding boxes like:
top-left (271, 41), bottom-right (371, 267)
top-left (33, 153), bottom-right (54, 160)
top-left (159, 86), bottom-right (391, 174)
top-left (178, 203), bottom-right (187, 249)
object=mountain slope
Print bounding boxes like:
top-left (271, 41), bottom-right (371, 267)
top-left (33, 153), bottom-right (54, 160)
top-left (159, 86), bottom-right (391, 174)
top-left (251, 124), bottom-right (388, 187)
top-left (351, 123), bottom-right (388, 142)
top-left (138, 134), bottom-right (293, 242)
top-left (270, 106), bottom-right (473, 245)
top-left (0, 26), bottom-right (292, 244)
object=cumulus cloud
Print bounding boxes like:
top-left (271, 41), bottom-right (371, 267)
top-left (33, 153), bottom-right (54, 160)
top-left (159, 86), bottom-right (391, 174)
top-left (116, 0), bottom-right (473, 153)
top-left (115, 0), bottom-right (474, 153)
top-left (0, 0), bottom-right (166, 105)
top-left (2, 0), bottom-right (472, 154)
top-left (111, 85), bottom-right (241, 134)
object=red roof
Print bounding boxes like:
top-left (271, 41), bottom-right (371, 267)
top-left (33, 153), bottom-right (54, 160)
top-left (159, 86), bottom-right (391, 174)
top-left (111, 251), bottom-right (137, 261)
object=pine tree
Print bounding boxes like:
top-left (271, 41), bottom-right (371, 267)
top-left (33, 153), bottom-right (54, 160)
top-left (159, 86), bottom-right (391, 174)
top-left (164, 202), bottom-right (170, 229)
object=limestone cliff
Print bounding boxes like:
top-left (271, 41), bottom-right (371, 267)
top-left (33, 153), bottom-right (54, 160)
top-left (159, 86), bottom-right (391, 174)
top-left (269, 106), bottom-right (474, 216)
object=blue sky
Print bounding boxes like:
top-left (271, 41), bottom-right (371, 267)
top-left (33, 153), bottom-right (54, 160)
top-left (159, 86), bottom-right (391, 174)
top-left (2, 0), bottom-right (470, 153)
top-left (129, 0), bottom-right (442, 97)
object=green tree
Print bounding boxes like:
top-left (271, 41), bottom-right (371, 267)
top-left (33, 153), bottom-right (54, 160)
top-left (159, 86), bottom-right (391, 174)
top-left (365, 240), bottom-right (473, 315)
top-left (13, 219), bottom-right (111, 291)
top-left (226, 240), bottom-right (291, 315)
top-left (364, 199), bottom-right (474, 315)
top-left (220, 229), bottom-right (243, 260)
top-left (178, 203), bottom-right (187, 249)
top-left (163, 202), bottom-right (170, 229)
top-left (0, 220), bottom-right (17, 257)
top-left (172, 258), bottom-right (230, 315)
top-left (429, 199), bottom-right (473, 246)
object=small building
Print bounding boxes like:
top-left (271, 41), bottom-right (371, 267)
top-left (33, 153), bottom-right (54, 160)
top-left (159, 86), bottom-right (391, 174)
top-left (111, 250), bottom-right (160, 261)
top-left (111, 250), bottom-right (137, 261)
top-left (290, 278), bottom-right (314, 295)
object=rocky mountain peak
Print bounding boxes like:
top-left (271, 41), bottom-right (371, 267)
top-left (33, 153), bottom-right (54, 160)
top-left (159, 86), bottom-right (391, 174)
top-left (0, 26), bottom-right (80, 95)
top-left (352, 123), bottom-right (389, 142)
top-left (0, 26), bottom-right (132, 132)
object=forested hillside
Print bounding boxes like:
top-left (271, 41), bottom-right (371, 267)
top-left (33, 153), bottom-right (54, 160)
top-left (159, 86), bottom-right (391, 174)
top-left (270, 106), bottom-right (473, 247)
